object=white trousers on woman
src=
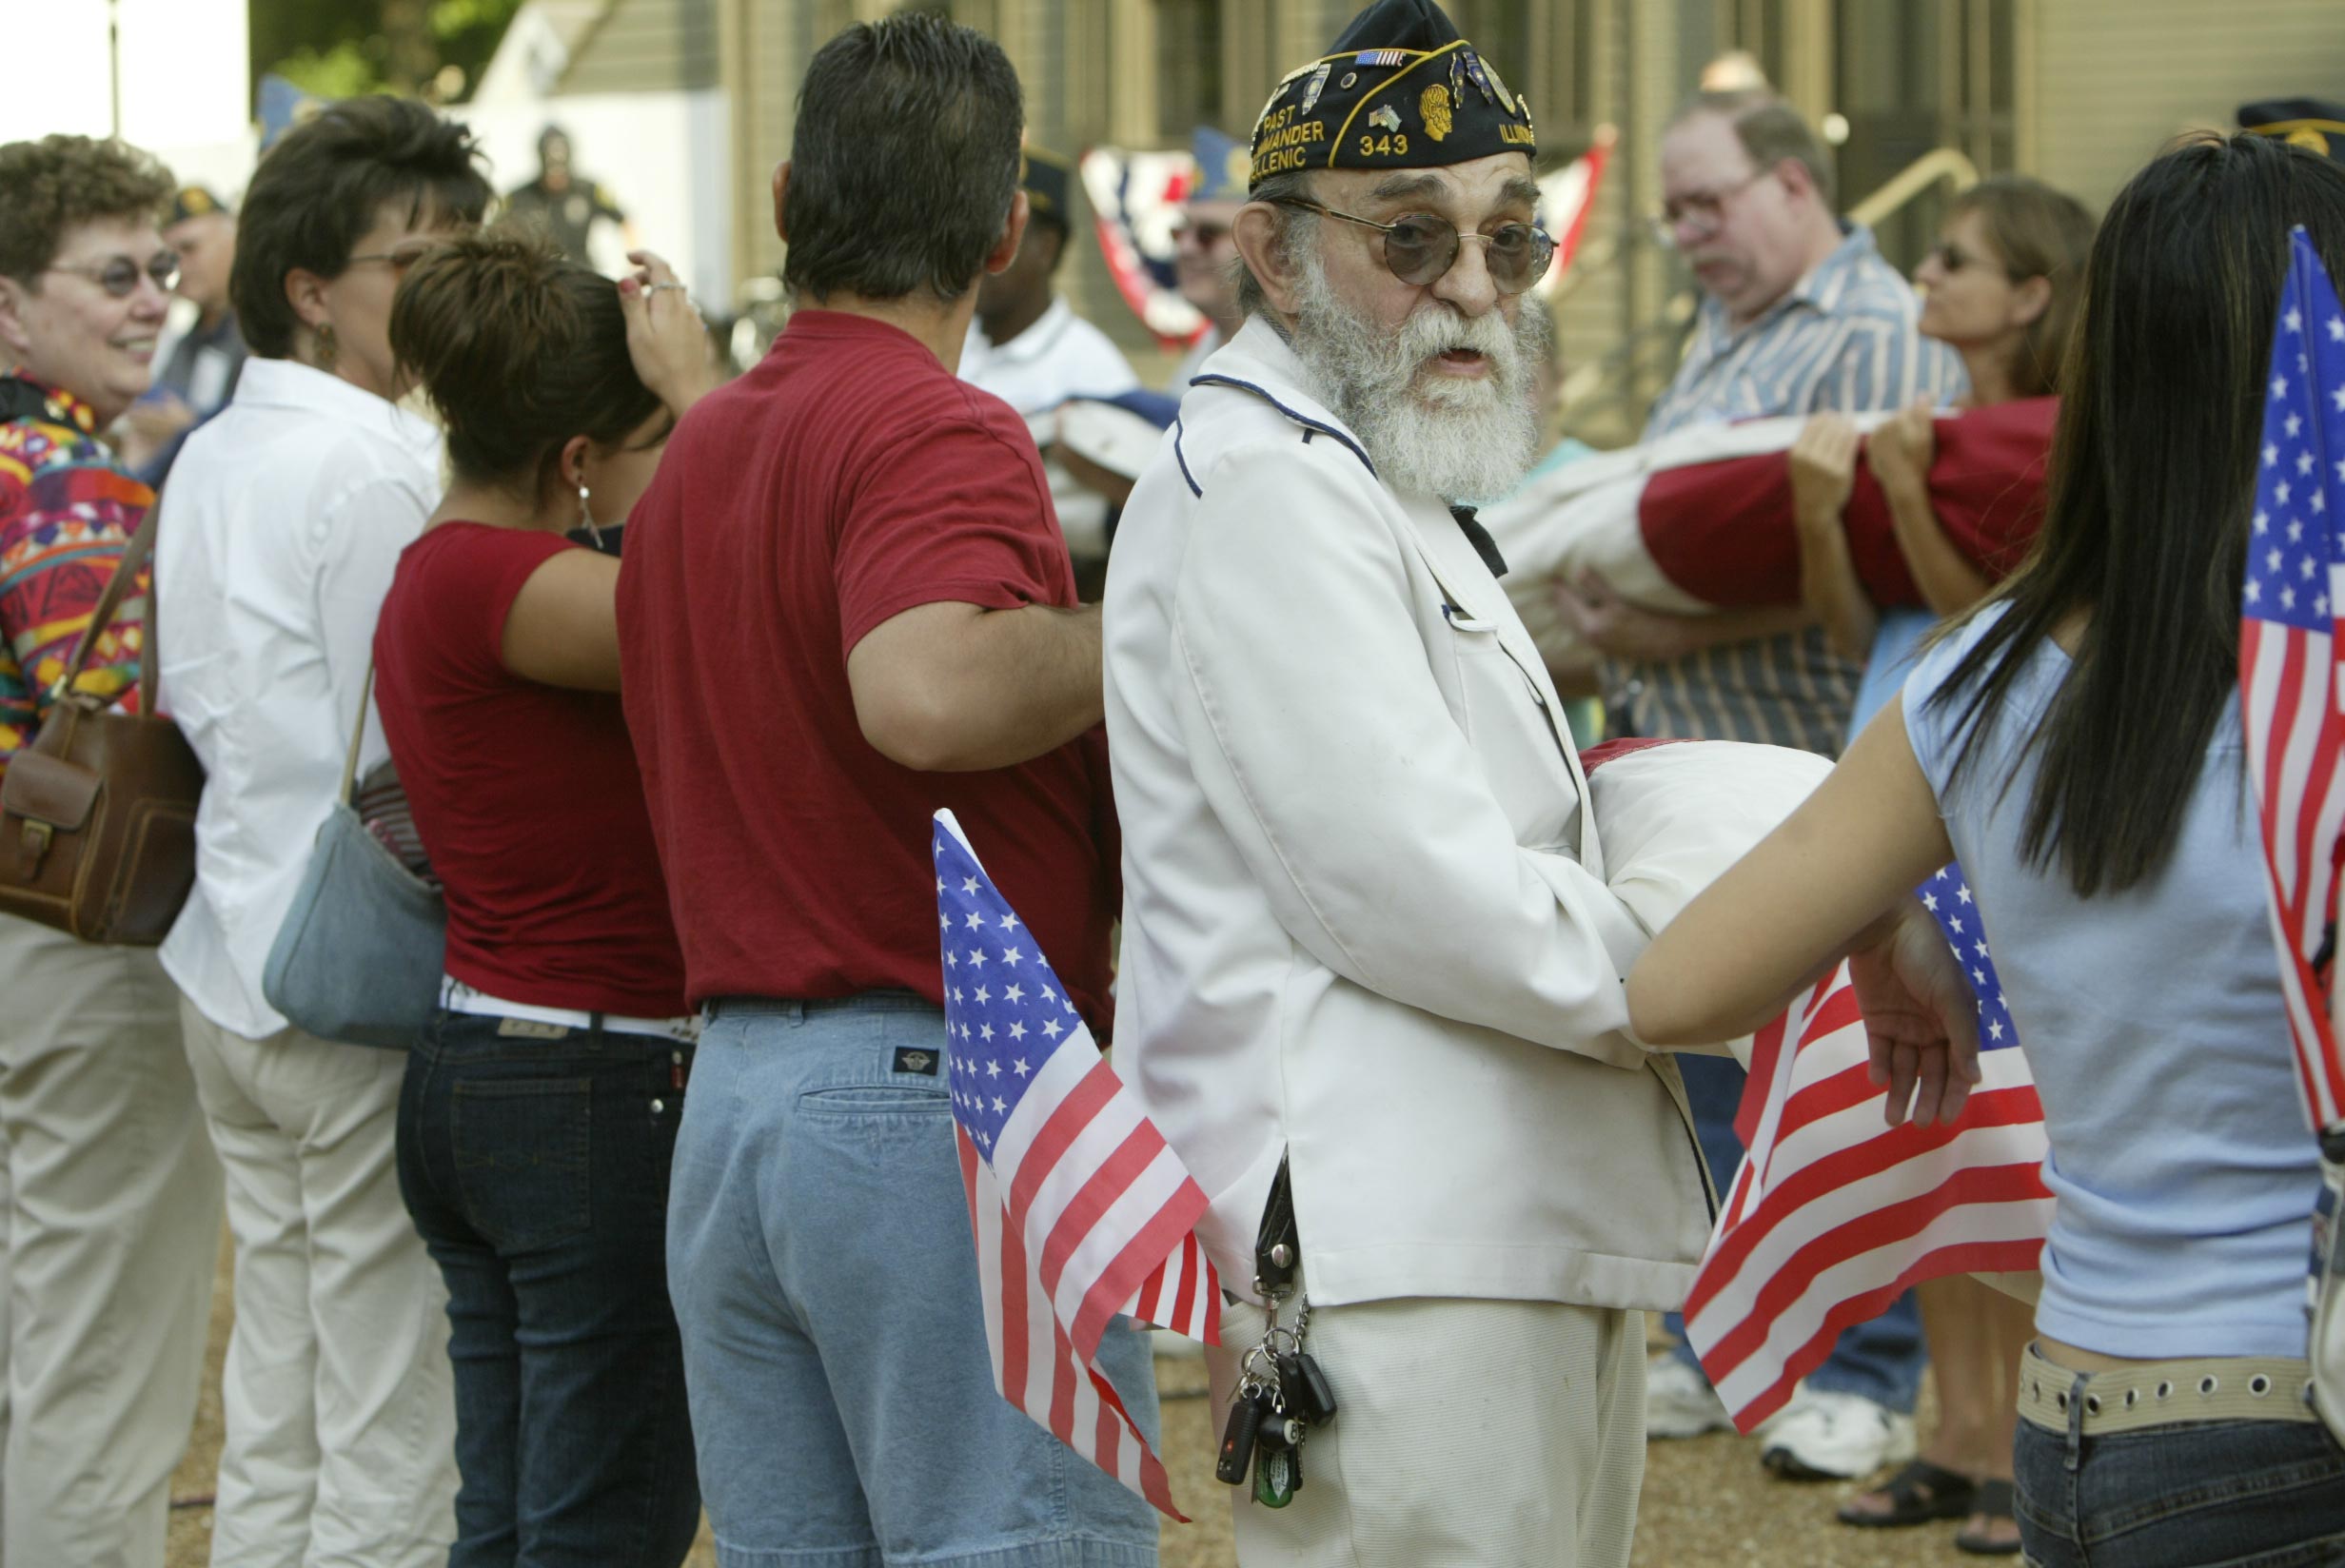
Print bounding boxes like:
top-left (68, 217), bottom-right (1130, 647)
top-left (177, 998), bottom-right (457, 1568)
top-left (0, 915), bottom-right (223, 1568)
top-left (1214, 1292), bottom-right (1648, 1568)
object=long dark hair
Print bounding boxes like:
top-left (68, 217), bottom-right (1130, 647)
top-left (1933, 131), bottom-right (2345, 896)
top-left (388, 226), bottom-right (665, 503)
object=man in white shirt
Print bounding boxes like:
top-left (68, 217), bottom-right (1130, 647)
top-left (961, 146), bottom-right (1137, 572)
top-left (1104, 4), bottom-right (1710, 1563)
top-left (1168, 126), bottom-right (1248, 389)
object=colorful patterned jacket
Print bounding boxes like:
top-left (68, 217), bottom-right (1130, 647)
top-left (0, 376), bottom-right (151, 778)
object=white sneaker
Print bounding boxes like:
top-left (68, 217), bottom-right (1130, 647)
top-left (1644, 1352), bottom-right (1734, 1438)
top-left (1758, 1387), bottom-right (1919, 1480)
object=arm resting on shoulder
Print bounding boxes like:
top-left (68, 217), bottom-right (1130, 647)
top-left (502, 548), bottom-right (622, 692)
top-left (847, 598), bottom-right (1104, 773)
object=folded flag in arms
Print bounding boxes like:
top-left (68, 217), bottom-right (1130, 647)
top-left (933, 809), bottom-right (1219, 1520)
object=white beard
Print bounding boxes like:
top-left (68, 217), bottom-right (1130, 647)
top-left (1287, 234), bottom-right (1548, 505)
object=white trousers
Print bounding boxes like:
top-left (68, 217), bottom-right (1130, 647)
top-left (0, 915), bottom-right (222, 1568)
top-left (178, 998), bottom-right (456, 1568)
top-left (1214, 1295), bottom-right (1647, 1568)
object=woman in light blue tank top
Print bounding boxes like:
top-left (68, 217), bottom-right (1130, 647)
top-left (1784, 177), bottom-right (2096, 1550)
top-left (1629, 133), bottom-right (2345, 1568)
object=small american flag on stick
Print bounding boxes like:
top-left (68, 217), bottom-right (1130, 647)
top-left (1683, 867), bottom-right (2055, 1431)
top-left (932, 810), bottom-right (1219, 1521)
top-left (2241, 227), bottom-right (2345, 1138)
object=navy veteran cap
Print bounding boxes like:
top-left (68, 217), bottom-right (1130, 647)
top-left (2240, 98), bottom-right (2345, 161)
top-left (1021, 146), bottom-right (1074, 232)
top-left (1249, 0), bottom-right (1535, 189)
top-left (165, 185), bottom-right (229, 225)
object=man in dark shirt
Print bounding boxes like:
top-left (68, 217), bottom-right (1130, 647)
top-left (617, 15), bottom-right (1153, 1564)
top-left (502, 126), bottom-right (632, 267)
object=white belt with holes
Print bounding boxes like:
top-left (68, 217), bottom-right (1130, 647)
top-left (2018, 1342), bottom-right (2316, 1434)
top-left (439, 976), bottom-right (700, 1043)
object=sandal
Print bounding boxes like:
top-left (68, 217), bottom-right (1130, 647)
top-left (1954, 1479), bottom-right (2024, 1557)
top-left (1835, 1459), bottom-right (1978, 1528)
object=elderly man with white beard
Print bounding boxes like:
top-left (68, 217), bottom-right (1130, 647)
top-left (1102, 4), bottom-right (1713, 1563)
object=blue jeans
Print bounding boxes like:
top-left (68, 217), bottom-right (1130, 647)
top-left (2015, 1400), bottom-right (2345, 1565)
top-left (396, 1009), bottom-right (701, 1568)
top-left (1664, 1053), bottom-right (1926, 1411)
top-left (668, 993), bottom-right (1160, 1568)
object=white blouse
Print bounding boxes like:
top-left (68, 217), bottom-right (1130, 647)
top-left (154, 358), bottom-right (441, 1039)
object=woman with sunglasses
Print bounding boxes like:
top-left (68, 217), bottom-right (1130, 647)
top-left (0, 132), bottom-right (226, 1568)
top-left (1784, 170), bottom-right (2095, 1559)
top-left (1634, 130), bottom-right (2345, 1568)
top-left (373, 227), bottom-right (712, 1568)
top-left (151, 96), bottom-right (492, 1568)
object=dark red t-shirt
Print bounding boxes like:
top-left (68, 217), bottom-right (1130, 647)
top-left (616, 310), bottom-right (1116, 1028)
top-left (374, 521), bottom-right (687, 1016)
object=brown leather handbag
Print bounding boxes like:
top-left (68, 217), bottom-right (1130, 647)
top-left (0, 504), bottom-right (204, 945)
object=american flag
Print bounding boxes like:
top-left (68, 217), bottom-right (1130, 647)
top-left (2240, 227), bottom-right (2345, 1138)
top-left (1682, 865), bottom-right (2054, 1430)
top-left (932, 810), bottom-right (1220, 1521)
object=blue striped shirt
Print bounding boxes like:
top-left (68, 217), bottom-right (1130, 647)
top-left (1621, 223), bottom-right (1966, 755)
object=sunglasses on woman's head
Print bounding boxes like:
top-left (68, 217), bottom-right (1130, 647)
top-left (1266, 197), bottom-right (1555, 295)
top-left (48, 252), bottom-right (180, 299)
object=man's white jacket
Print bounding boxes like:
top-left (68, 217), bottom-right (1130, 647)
top-left (1104, 320), bottom-right (1715, 1313)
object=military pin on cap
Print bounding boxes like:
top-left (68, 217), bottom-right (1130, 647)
top-left (1301, 61), bottom-right (1332, 114)
top-left (1368, 103), bottom-right (1403, 134)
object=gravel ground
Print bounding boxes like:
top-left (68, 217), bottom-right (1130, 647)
top-left (166, 1250), bottom-right (1964, 1567)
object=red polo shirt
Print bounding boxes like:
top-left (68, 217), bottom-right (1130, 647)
top-left (616, 310), bottom-right (1116, 1029)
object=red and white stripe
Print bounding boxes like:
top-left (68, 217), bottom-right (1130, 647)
top-left (2241, 601), bottom-right (2345, 1132)
top-left (958, 1128), bottom-right (1185, 1520)
top-left (1683, 966), bottom-right (2055, 1431)
top-left (986, 1034), bottom-right (1220, 1360)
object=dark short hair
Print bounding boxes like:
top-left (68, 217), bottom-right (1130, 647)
top-left (230, 96), bottom-right (491, 359)
top-left (0, 135), bottom-right (175, 284)
top-left (390, 226), bottom-right (666, 503)
top-left (1673, 90), bottom-right (1835, 207)
top-left (782, 14), bottom-right (1024, 304)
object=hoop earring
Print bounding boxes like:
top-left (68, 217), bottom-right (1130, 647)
top-left (577, 480), bottom-right (603, 547)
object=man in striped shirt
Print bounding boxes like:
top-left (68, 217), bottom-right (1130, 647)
top-left (1566, 90), bottom-right (1965, 755)
top-left (1564, 91), bottom-right (1963, 1481)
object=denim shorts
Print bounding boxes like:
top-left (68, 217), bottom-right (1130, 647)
top-left (665, 992), bottom-right (1161, 1568)
top-left (2014, 1351), bottom-right (2345, 1567)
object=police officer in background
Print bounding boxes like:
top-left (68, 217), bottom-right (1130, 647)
top-left (119, 185), bottom-right (245, 481)
top-left (503, 125), bottom-right (635, 268)
top-left (960, 146), bottom-right (1138, 580)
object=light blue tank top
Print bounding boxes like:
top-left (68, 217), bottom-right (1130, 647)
top-left (1902, 607), bottom-right (2319, 1358)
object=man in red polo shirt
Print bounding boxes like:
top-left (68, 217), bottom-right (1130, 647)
top-left (616, 14), bottom-right (1154, 1566)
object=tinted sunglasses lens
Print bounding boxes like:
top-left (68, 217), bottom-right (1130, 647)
top-left (148, 255), bottom-right (181, 291)
top-left (1485, 225), bottom-right (1553, 294)
top-left (1381, 215), bottom-right (1458, 286)
top-left (90, 260), bottom-right (141, 297)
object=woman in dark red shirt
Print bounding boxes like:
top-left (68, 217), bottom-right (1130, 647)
top-left (374, 228), bottom-right (713, 1567)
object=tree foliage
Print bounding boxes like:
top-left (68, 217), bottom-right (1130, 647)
top-left (250, 0), bottom-right (528, 102)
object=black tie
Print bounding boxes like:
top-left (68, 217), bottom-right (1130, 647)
top-left (1449, 504), bottom-right (1508, 578)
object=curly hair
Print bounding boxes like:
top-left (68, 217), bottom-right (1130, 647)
top-left (0, 135), bottom-right (176, 284)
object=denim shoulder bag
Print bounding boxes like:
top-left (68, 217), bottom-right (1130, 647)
top-left (261, 665), bottom-right (446, 1048)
